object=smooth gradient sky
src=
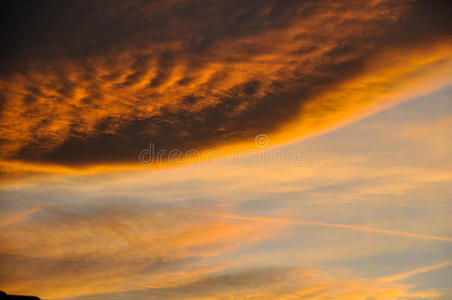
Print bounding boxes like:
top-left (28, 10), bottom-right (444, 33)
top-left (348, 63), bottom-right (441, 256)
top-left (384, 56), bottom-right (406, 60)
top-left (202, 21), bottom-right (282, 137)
top-left (0, 1), bottom-right (451, 299)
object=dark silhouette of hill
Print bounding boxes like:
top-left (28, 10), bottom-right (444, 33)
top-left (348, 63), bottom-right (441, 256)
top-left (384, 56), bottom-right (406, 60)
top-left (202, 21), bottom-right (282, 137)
top-left (0, 291), bottom-right (40, 299)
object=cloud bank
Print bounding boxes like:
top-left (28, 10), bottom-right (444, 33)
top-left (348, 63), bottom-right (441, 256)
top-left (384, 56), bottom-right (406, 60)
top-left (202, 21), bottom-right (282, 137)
top-left (0, 0), bottom-right (451, 170)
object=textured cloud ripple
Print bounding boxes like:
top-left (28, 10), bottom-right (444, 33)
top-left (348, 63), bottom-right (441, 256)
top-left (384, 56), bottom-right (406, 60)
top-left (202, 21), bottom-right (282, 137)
top-left (1, 0), bottom-right (451, 170)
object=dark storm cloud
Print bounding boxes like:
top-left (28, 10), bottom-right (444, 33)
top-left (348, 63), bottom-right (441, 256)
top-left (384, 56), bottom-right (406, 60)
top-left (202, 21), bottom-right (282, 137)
top-left (0, 0), bottom-right (451, 167)
top-left (18, 59), bottom-right (369, 166)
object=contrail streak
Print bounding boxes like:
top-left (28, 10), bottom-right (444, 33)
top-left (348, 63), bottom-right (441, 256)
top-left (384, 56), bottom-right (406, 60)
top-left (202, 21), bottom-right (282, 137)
top-left (378, 261), bottom-right (451, 283)
top-left (176, 210), bottom-right (452, 242)
top-left (0, 205), bottom-right (41, 228)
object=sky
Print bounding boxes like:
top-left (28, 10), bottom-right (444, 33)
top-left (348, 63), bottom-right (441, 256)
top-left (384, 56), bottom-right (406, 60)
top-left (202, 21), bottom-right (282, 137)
top-left (0, 0), bottom-right (451, 299)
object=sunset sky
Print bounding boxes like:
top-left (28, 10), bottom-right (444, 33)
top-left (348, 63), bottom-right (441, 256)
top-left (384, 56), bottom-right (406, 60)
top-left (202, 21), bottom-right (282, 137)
top-left (0, 1), bottom-right (451, 299)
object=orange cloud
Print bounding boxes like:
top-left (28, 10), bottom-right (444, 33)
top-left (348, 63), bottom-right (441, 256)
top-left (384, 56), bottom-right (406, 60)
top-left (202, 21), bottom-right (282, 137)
top-left (2, 0), bottom-right (441, 172)
top-left (271, 41), bottom-right (452, 148)
top-left (0, 206), bottom-right (282, 299)
top-left (55, 263), bottom-right (447, 299)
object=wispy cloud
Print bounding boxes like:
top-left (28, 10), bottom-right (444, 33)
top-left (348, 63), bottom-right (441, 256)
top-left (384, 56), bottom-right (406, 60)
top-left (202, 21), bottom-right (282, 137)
top-left (378, 261), bottom-right (451, 283)
top-left (0, 206), bottom-right (281, 298)
top-left (0, 205), bottom-right (41, 228)
top-left (175, 210), bottom-right (452, 242)
top-left (59, 263), bottom-right (447, 300)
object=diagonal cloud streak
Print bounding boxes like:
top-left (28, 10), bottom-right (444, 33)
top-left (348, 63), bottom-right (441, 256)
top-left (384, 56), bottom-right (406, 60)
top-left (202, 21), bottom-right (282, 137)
top-left (178, 210), bottom-right (452, 242)
top-left (378, 261), bottom-right (451, 283)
